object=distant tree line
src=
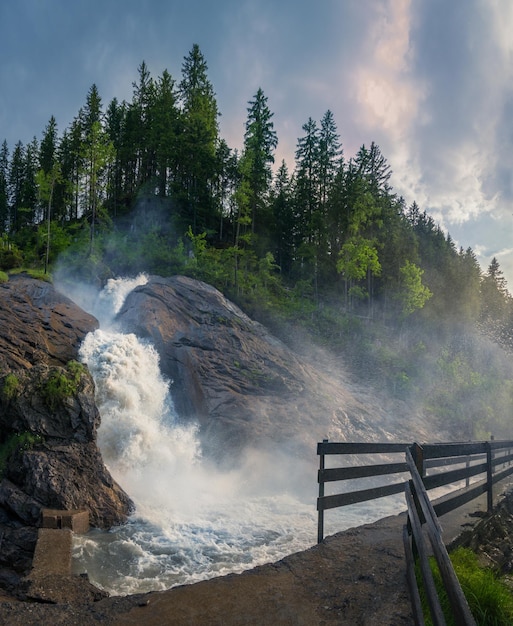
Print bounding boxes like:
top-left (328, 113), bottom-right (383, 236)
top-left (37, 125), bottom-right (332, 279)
top-left (1, 44), bottom-right (512, 347)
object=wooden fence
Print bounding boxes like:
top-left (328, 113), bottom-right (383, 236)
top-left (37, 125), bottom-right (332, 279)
top-left (317, 439), bottom-right (410, 543)
top-left (317, 438), bottom-right (513, 625)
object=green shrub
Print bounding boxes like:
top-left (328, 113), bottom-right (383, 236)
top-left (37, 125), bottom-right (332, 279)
top-left (41, 361), bottom-right (85, 410)
top-left (0, 244), bottom-right (23, 270)
top-left (66, 359), bottom-right (86, 382)
top-left (1, 373), bottom-right (20, 401)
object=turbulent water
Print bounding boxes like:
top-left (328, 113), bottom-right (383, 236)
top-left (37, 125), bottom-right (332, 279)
top-left (71, 275), bottom-right (403, 596)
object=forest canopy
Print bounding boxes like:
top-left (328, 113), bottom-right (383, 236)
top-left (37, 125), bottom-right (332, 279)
top-left (1, 45), bottom-right (513, 442)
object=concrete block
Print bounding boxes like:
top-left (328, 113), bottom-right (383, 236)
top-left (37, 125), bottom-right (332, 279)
top-left (41, 508), bottom-right (89, 534)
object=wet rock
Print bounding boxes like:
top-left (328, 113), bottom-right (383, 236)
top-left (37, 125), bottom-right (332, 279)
top-left (0, 526), bottom-right (38, 574)
top-left (0, 274), bottom-right (98, 376)
top-left (456, 488), bottom-right (513, 574)
top-left (20, 572), bottom-right (108, 605)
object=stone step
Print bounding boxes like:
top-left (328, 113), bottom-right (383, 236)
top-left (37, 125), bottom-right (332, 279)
top-left (31, 527), bottom-right (73, 576)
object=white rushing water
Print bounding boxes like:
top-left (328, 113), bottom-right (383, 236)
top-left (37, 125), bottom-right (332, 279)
top-left (71, 275), bottom-right (403, 596)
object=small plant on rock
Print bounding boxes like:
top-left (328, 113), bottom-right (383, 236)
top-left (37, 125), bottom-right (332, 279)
top-left (41, 361), bottom-right (85, 410)
top-left (0, 432), bottom-right (43, 479)
top-left (1, 373), bottom-right (21, 401)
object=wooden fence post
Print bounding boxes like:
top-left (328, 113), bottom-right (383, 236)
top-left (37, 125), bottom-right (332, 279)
top-left (486, 440), bottom-right (493, 513)
top-left (411, 442), bottom-right (424, 478)
top-left (317, 439), bottom-right (328, 543)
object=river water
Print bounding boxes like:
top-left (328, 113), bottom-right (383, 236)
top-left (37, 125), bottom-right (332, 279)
top-left (70, 275), bottom-right (403, 596)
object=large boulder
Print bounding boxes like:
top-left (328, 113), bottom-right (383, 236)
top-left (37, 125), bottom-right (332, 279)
top-left (116, 275), bottom-right (425, 455)
top-left (116, 276), bottom-right (314, 448)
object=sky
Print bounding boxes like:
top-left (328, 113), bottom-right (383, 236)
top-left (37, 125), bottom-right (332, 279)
top-left (1, 0), bottom-right (513, 286)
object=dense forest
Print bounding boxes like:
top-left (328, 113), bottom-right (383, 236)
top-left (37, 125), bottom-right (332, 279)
top-left (1, 44), bottom-right (513, 441)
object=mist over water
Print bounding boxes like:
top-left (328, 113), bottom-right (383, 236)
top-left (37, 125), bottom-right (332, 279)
top-left (71, 275), bottom-right (402, 596)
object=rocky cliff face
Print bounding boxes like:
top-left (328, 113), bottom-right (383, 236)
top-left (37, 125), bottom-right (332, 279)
top-left (0, 275), bottom-right (133, 581)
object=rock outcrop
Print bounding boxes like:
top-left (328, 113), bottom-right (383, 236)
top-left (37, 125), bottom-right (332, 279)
top-left (0, 275), bottom-right (133, 582)
top-left (0, 357), bottom-right (132, 530)
top-left (0, 274), bottom-right (98, 375)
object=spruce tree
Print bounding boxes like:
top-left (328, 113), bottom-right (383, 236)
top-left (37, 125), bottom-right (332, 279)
top-left (0, 141), bottom-right (9, 233)
top-left (271, 160), bottom-right (294, 276)
top-left (178, 45), bottom-right (219, 234)
top-left (242, 87), bottom-right (277, 240)
top-left (8, 141), bottom-right (26, 232)
top-left (40, 116), bottom-right (58, 175)
top-left (152, 69), bottom-right (179, 198)
top-left (295, 116), bottom-right (320, 246)
top-left (105, 97), bottom-right (127, 215)
top-left (318, 110), bottom-right (342, 209)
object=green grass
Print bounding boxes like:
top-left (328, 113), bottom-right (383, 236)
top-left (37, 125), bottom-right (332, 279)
top-left (418, 547), bottom-right (513, 625)
top-left (7, 267), bottom-right (53, 282)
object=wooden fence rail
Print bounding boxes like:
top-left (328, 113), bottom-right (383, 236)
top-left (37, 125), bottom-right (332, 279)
top-left (316, 438), bottom-right (513, 625)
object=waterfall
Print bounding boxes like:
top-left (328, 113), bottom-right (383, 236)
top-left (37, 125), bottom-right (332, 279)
top-left (71, 275), bottom-right (400, 596)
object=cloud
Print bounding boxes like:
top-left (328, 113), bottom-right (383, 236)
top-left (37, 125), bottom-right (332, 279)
top-left (353, 0), bottom-right (423, 135)
top-left (403, 1), bottom-right (513, 220)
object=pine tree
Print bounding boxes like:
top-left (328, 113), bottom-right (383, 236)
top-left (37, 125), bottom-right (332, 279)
top-left (295, 117), bottom-right (320, 245)
top-left (105, 97), bottom-right (127, 215)
top-left (8, 142), bottom-right (25, 232)
top-left (152, 69), bottom-right (179, 198)
top-left (55, 122), bottom-right (81, 221)
top-left (212, 139), bottom-right (239, 243)
top-left (40, 116), bottom-right (58, 175)
top-left (81, 121), bottom-right (115, 248)
top-left (81, 84), bottom-right (103, 136)
top-left (318, 110), bottom-right (342, 209)
top-left (242, 87), bottom-right (277, 240)
top-left (178, 45), bottom-right (219, 234)
top-left (481, 257), bottom-right (509, 323)
top-left (454, 246), bottom-right (482, 322)
top-left (0, 141), bottom-right (9, 233)
top-left (36, 161), bottom-right (62, 273)
top-left (355, 142), bottom-right (392, 196)
top-left (22, 138), bottom-right (39, 224)
top-left (271, 160), bottom-right (294, 275)
top-left (131, 61), bottom-right (157, 187)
